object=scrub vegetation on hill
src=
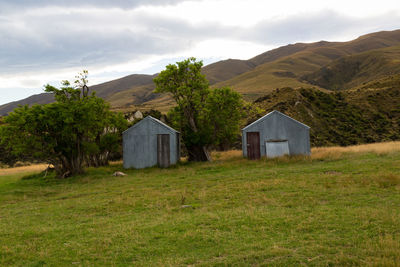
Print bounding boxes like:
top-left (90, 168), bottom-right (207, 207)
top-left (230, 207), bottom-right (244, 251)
top-left (250, 86), bottom-right (400, 146)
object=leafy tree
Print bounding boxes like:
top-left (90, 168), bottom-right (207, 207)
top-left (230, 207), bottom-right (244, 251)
top-left (0, 71), bottom-right (127, 177)
top-left (0, 117), bottom-right (19, 167)
top-left (205, 87), bottom-right (244, 150)
top-left (154, 58), bottom-right (243, 161)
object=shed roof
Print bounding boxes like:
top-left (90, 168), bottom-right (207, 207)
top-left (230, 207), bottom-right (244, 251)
top-left (242, 110), bottom-right (310, 131)
top-left (123, 116), bottom-right (179, 135)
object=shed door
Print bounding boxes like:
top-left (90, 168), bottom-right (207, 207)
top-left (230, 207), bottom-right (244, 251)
top-left (246, 132), bottom-right (260, 160)
top-left (157, 134), bottom-right (170, 168)
top-left (266, 141), bottom-right (289, 158)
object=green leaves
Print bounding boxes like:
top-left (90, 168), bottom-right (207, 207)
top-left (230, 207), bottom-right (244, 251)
top-left (154, 58), bottom-right (244, 160)
top-left (154, 57), bottom-right (209, 105)
top-left (44, 70), bottom-right (92, 103)
top-left (0, 71), bottom-right (128, 176)
top-left (206, 87), bottom-right (244, 147)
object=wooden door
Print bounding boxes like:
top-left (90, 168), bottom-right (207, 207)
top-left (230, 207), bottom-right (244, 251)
top-left (157, 134), bottom-right (170, 168)
top-left (246, 132), bottom-right (260, 160)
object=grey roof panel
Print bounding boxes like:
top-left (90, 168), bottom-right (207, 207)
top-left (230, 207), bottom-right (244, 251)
top-left (242, 110), bottom-right (310, 131)
top-left (123, 115), bottom-right (179, 135)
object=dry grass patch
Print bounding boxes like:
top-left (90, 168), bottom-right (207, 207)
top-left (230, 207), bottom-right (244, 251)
top-left (375, 173), bottom-right (400, 188)
top-left (212, 150), bottom-right (242, 161)
top-left (312, 141), bottom-right (400, 160)
top-left (364, 234), bottom-right (400, 267)
top-left (0, 164), bottom-right (48, 176)
top-left (211, 141), bottom-right (400, 163)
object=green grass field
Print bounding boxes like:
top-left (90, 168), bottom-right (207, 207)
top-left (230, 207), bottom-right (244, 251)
top-left (1, 148), bottom-right (400, 266)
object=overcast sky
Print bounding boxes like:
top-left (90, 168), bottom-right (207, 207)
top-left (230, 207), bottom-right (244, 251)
top-left (1, 0), bottom-right (400, 105)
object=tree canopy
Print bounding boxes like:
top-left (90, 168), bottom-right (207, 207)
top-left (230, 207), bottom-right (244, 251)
top-left (0, 71), bottom-right (127, 177)
top-left (154, 58), bottom-right (243, 161)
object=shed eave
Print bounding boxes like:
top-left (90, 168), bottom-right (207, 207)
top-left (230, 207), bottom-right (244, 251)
top-left (241, 110), bottom-right (310, 131)
top-left (148, 116), bottom-right (180, 134)
top-left (122, 115), bottom-right (180, 135)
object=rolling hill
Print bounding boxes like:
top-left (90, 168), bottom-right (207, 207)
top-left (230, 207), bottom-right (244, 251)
top-left (249, 85), bottom-right (400, 146)
top-left (215, 29), bottom-right (400, 99)
top-left (302, 45), bottom-right (400, 90)
top-left (1, 29), bottom-right (400, 115)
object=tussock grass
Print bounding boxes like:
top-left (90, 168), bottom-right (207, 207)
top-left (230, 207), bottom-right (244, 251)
top-left (0, 142), bottom-right (399, 265)
top-left (0, 164), bottom-right (48, 176)
top-left (212, 149), bottom-right (242, 161)
top-left (364, 234), bottom-right (400, 266)
top-left (211, 141), bottom-right (400, 162)
top-left (312, 141), bottom-right (400, 160)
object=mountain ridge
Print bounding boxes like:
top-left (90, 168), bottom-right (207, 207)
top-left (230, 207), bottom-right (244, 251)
top-left (2, 29), bottom-right (400, 115)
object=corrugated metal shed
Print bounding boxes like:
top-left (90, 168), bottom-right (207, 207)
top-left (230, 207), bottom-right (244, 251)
top-left (242, 110), bottom-right (310, 159)
top-left (123, 116), bottom-right (180, 169)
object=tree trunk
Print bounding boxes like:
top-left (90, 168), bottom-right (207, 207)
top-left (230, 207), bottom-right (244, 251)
top-left (86, 152), bottom-right (110, 167)
top-left (218, 142), bottom-right (231, 151)
top-left (54, 154), bottom-right (85, 178)
top-left (187, 145), bottom-right (211, 161)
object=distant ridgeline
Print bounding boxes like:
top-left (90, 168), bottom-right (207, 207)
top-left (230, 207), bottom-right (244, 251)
top-left (2, 29), bottom-right (400, 148)
top-left (250, 86), bottom-right (400, 147)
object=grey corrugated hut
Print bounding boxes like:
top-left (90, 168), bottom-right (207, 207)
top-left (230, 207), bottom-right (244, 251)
top-left (123, 116), bottom-right (180, 169)
top-left (242, 110), bottom-right (310, 159)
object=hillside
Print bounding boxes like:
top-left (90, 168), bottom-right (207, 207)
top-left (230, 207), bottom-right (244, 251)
top-left (0, 74), bottom-right (158, 115)
top-left (1, 29), bottom-right (400, 115)
top-left (302, 45), bottom-right (400, 90)
top-left (249, 86), bottom-right (400, 146)
top-left (215, 30), bottom-right (400, 99)
top-left (0, 93), bottom-right (55, 116)
top-left (1, 146), bottom-right (399, 265)
top-left (201, 59), bottom-right (256, 85)
top-left (0, 60), bottom-right (254, 115)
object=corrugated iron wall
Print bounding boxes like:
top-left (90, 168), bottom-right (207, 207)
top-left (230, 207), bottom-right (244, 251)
top-left (123, 117), bottom-right (179, 169)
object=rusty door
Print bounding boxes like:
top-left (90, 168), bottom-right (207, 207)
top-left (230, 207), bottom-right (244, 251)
top-left (157, 134), bottom-right (170, 168)
top-left (246, 132), bottom-right (260, 160)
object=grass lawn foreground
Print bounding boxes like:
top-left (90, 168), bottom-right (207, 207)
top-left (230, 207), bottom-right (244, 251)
top-left (0, 143), bottom-right (400, 266)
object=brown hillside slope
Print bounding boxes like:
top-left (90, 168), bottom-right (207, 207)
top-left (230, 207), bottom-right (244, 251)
top-left (215, 30), bottom-right (400, 100)
top-left (0, 60), bottom-right (256, 115)
top-left (201, 59), bottom-right (255, 85)
top-left (2, 29), bottom-right (400, 115)
top-left (0, 93), bottom-right (54, 116)
top-left (92, 74), bottom-right (156, 99)
top-left (248, 41), bottom-right (338, 66)
top-left (303, 45), bottom-right (400, 90)
top-left (108, 59), bottom-right (258, 111)
top-left (0, 74), bottom-right (156, 116)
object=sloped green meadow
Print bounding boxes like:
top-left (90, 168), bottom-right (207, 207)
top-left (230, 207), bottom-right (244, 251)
top-left (0, 151), bottom-right (399, 266)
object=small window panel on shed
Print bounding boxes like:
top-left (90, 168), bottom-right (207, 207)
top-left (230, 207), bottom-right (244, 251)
top-left (265, 140), bottom-right (289, 158)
